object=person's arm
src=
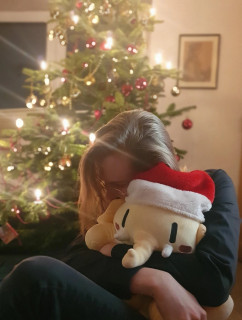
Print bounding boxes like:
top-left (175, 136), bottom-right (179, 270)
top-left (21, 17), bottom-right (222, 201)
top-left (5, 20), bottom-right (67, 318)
top-left (130, 268), bottom-right (207, 320)
top-left (111, 169), bottom-right (240, 306)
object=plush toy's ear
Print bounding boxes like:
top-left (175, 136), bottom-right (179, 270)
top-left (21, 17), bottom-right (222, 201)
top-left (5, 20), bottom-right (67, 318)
top-left (97, 199), bottom-right (124, 223)
top-left (196, 223), bottom-right (206, 244)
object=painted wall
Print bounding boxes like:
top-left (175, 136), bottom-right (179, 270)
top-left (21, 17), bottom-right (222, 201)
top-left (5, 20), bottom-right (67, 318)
top-left (150, 0), bottom-right (242, 194)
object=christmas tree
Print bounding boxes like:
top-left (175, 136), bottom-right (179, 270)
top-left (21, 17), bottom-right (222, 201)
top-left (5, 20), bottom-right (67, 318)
top-left (0, 0), bottom-right (195, 252)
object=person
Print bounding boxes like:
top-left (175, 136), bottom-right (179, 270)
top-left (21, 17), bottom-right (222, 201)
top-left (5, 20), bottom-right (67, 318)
top-left (0, 110), bottom-right (240, 320)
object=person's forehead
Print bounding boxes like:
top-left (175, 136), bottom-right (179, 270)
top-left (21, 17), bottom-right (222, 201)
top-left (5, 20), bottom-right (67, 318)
top-left (101, 152), bottom-right (135, 183)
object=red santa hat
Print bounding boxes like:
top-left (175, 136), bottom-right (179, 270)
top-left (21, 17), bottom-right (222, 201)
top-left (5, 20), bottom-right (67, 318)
top-left (125, 162), bottom-right (215, 223)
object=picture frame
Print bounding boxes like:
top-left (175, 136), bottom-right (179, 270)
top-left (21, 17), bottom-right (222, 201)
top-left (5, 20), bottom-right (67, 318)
top-left (177, 34), bottom-right (221, 89)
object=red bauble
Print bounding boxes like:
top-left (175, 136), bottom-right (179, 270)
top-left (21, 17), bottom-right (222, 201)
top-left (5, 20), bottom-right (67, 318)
top-left (76, 1), bottom-right (83, 9)
top-left (182, 118), bottom-right (193, 130)
top-left (105, 95), bottom-right (115, 102)
top-left (94, 109), bottom-right (102, 120)
top-left (135, 77), bottom-right (148, 90)
top-left (126, 44), bottom-right (138, 54)
top-left (121, 84), bottom-right (133, 96)
top-left (86, 37), bottom-right (97, 49)
top-left (175, 154), bottom-right (181, 162)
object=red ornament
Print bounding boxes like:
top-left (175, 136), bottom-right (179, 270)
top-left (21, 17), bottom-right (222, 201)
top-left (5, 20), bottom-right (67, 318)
top-left (105, 95), bottom-right (115, 102)
top-left (62, 69), bottom-right (69, 75)
top-left (121, 84), bottom-right (133, 96)
top-left (182, 118), bottom-right (193, 130)
top-left (94, 109), bottom-right (102, 120)
top-left (130, 18), bottom-right (137, 24)
top-left (127, 44), bottom-right (138, 54)
top-left (86, 37), bottom-right (97, 49)
top-left (75, 1), bottom-right (83, 9)
top-left (135, 77), bottom-right (148, 90)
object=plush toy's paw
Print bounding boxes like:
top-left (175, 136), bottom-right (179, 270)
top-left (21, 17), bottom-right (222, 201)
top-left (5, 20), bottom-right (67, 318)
top-left (85, 223), bottom-right (114, 251)
top-left (122, 248), bottom-right (139, 268)
top-left (161, 244), bottom-right (173, 258)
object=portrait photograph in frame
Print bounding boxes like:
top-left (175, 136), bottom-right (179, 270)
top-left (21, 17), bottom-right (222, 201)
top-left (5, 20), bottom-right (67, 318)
top-left (177, 34), bottom-right (221, 89)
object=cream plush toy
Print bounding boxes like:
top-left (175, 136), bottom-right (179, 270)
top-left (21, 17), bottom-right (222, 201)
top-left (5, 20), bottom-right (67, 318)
top-left (85, 163), bottom-right (234, 320)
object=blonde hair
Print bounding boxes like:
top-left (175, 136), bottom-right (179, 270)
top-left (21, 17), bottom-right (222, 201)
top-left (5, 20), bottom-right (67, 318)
top-left (78, 109), bottom-right (179, 234)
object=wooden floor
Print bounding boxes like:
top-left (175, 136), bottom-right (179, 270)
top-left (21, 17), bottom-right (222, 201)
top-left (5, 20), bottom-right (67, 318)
top-left (229, 262), bottom-right (242, 319)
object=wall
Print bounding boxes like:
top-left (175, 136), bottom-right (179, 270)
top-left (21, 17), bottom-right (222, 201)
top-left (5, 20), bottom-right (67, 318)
top-left (149, 0), bottom-right (242, 194)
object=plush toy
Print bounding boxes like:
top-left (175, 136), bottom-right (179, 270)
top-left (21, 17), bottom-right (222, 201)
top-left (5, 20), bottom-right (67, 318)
top-left (85, 163), bottom-right (233, 320)
top-left (112, 162), bottom-right (215, 268)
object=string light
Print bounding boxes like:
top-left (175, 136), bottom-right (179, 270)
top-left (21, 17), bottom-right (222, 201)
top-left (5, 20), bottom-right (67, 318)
top-left (155, 53), bottom-right (163, 64)
top-left (62, 118), bottom-right (70, 134)
top-left (16, 118), bottom-right (24, 129)
top-left (44, 74), bottom-right (50, 86)
top-left (40, 60), bottom-right (48, 70)
top-left (72, 14), bottom-right (80, 24)
top-left (103, 36), bottom-right (113, 50)
top-left (34, 189), bottom-right (42, 204)
top-left (48, 30), bottom-right (55, 41)
top-left (150, 8), bottom-right (156, 16)
top-left (166, 61), bottom-right (172, 69)
top-left (7, 165), bottom-right (15, 172)
top-left (89, 133), bottom-right (96, 144)
top-left (91, 15), bottom-right (99, 24)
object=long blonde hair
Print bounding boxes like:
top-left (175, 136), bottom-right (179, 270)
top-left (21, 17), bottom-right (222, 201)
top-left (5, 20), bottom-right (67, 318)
top-left (78, 109), bottom-right (179, 235)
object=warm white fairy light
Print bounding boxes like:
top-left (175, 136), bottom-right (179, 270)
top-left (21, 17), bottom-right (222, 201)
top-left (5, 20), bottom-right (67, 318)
top-left (89, 133), bottom-right (96, 144)
top-left (86, 80), bottom-right (92, 86)
top-left (104, 36), bottom-right (113, 50)
top-left (44, 165), bottom-right (51, 171)
top-left (26, 101), bottom-right (33, 109)
top-left (155, 53), bottom-right (163, 64)
top-left (7, 165), bottom-right (15, 172)
top-left (166, 61), bottom-right (172, 69)
top-left (92, 15), bottom-right (99, 24)
top-left (34, 189), bottom-right (42, 203)
top-left (44, 74), bottom-right (50, 86)
top-left (16, 118), bottom-right (24, 129)
top-left (62, 118), bottom-right (70, 135)
top-left (40, 60), bottom-right (48, 70)
top-left (130, 69), bottom-right (134, 75)
top-left (88, 3), bottom-right (95, 11)
top-left (107, 78), bottom-right (112, 83)
top-left (150, 8), bottom-right (156, 16)
top-left (72, 14), bottom-right (80, 24)
top-left (48, 30), bottom-right (55, 41)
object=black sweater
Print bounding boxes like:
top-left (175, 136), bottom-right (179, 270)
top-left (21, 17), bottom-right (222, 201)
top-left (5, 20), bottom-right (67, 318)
top-left (63, 169), bottom-right (241, 307)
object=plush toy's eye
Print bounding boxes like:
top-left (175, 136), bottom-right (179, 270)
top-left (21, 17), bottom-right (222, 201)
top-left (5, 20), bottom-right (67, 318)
top-left (122, 209), bottom-right (130, 227)
top-left (169, 222), bottom-right (178, 243)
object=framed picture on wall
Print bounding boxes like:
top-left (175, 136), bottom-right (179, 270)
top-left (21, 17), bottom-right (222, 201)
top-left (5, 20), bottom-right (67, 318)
top-left (177, 34), bottom-right (220, 89)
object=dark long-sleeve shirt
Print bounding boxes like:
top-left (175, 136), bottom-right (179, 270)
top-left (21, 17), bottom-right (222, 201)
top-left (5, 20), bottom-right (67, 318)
top-left (63, 169), bottom-right (241, 306)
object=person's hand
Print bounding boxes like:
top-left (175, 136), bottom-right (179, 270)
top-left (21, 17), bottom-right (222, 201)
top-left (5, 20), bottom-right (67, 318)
top-left (130, 267), bottom-right (207, 320)
top-left (99, 242), bottom-right (116, 256)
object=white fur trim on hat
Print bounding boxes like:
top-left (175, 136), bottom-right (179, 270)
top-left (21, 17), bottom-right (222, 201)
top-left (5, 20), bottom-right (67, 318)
top-left (125, 179), bottom-right (212, 223)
